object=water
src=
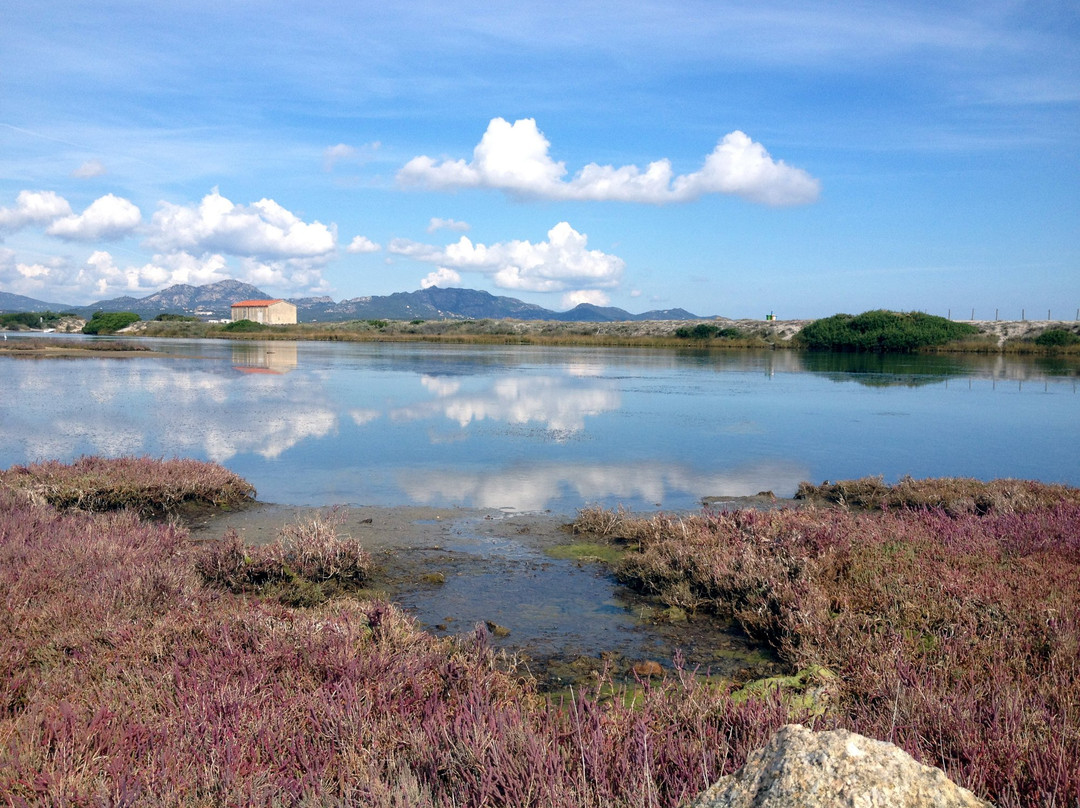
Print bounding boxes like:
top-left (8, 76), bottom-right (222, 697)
top-left (2, 336), bottom-right (1077, 513)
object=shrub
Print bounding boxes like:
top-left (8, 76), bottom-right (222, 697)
top-left (153, 313), bottom-right (200, 322)
top-left (1034, 328), bottom-right (1080, 347)
top-left (81, 310), bottom-right (141, 334)
top-left (195, 508), bottom-right (373, 603)
top-left (222, 318), bottom-right (267, 332)
top-left (798, 310), bottom-right (979, 352)
top-left (674, 323), bottom-right (743, 340)
top-left (0, 311), bottom-right (64, 329)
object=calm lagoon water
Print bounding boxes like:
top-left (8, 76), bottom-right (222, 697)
top-left (2, 336), bottom-right (1077, 514)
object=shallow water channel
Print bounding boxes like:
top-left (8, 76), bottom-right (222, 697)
top-left (193, 504), bottom-right (780, 688)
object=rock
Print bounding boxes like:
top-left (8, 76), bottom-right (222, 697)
top-left (631, 660), bottom-right (664, 678)
top-left (420, 572), bottom-right (446, 584)
top-left (484, 620), bottom-right (510, 638)
top-left (686, 724), bottom-right (992, 808)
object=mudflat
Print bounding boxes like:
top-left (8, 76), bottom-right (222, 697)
top-left (189, 501), bottom-right (782, 689)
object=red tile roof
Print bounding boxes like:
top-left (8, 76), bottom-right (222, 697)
top-left (231, 299), bottom-right (284, 307)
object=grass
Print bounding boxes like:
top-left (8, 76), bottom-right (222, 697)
top-left (0, 338), bottom-right (156, 353)
top-left (575, 478), bottom-right (1080, 806)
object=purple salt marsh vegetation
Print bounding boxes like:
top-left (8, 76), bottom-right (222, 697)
top-left (0, 455), bottom-right (256, 517)
top-left (582, 479), bottom-right (1080, 806)
top-left (0, 459), bottom-right (787, 806)
top-left (2, 460), bottom-right (1077, 806)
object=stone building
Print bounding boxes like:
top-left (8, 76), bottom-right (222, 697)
top-left (230, 299), bottom-right (297, 325)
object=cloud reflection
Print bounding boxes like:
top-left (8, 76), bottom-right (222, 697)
top-left (400, 459), bottom-right (810, 511)
top-left (392, 375), bottom-right (619, 437)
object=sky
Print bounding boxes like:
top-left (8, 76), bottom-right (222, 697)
top-left (1, 1), bottom-right (1077, 319)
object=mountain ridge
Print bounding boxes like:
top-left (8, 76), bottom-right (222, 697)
top-left (1, 281), bottom-right (714, 322)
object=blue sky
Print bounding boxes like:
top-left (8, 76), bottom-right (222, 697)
top-left (1, 1), bottom-right (1077, 318)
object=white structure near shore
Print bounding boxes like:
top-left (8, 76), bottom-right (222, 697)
top-left (230, 299), bottom-right (297, 325)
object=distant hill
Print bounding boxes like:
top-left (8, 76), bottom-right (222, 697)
top-left (0, 291), bottom-right (77, 314)
top-left (0, 281), bottom-right (714, 322)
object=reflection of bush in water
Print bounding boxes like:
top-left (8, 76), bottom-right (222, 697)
top-left (801, 351), bottom-right (960, 387)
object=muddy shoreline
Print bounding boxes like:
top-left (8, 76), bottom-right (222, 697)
top-left (189, 500), bottom-right (788, 689)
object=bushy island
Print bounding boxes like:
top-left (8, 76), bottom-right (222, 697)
top-left (2, 457), bottom-right (1079, 806)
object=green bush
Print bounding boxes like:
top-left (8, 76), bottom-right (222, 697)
top-left (82, 311), bottom-right (141, 334)
top-left (0, 311), bottom-right (64, 329)
top-left (674, 323), bottom-right (743, 340)
top-left (798, 310), bottom-right (979, 352)
top-left (221, 318), bottom-right (267, 333)
top-left (1034, 328), bottom-right (1080, 347)
top-left (154, 313), bottom-right (201, 322)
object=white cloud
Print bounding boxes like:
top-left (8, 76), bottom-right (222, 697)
top-left (421, 267), bottom-right (461, 288)
top-left (72, 159), bottom-right (107, 179)
top-left (46, 194), bottom-right (141, 241)
top-left (237, 256), bottom-right (332, 295)
top-left (74, 250), bottom-right (231, 298)
top-left (323, 143), bottom-right (355, 171)
top-left (391, 221), bottom-right (624, 294)
top-left (0, 190), bottom-right (73, 232)
top-left (427, 217), bottom-right (471, 233)
top-left (346, 235), bottom-right (381, 253)
top-left (399, 118), bottom-right (820, 206)
top-left (146, 189), bottom-right (336, 259)
top-left (562, 289), bottom-right (610, 308)
top-left (0, 249), bottom-right (70, 297)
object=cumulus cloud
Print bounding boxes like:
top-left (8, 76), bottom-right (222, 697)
top-left (346, 235), bottom-right (381, 253)
top-left (146, 189), bottom-right (335, 259)
top-left (74, 250), bottom-right (232, 297)
top-left (427, 217), bottom-right (471, 233)
top-left (238, 256), bottom-right (332, 294)
top-left (72, 159), bottom-right (107, 179)
top-left (562, 289), bottom-right (610, 308)
top-left (0, 190), bottom-right (73, 232)
top-left (421, 267), bottom-right (462, 288)
top-left (46, 194), bottom-right (141, 240)
top-left (390, 221), bottom-right (624, 294)
top-left (399, 117), bottom-right (820, 206)
top-left (0, 248), bottom-right (70, 296)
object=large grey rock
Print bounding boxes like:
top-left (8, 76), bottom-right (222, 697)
top-left (687, 724), bottom-right (993, 808)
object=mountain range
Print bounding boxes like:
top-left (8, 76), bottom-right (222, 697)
top-left (0, 281), bottom-right (710, 322)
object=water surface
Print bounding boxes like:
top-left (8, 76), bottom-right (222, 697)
top-left (2, 336), bottom-right (1076, 513)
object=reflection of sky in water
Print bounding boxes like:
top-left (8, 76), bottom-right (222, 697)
top-left (1, 339), bottom-right (1077, 513)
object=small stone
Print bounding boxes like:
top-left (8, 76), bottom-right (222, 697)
top-left (420, 572), bottom-right (446, 584)
top-left (485, 620), bottom-right (511, 638)
top-left (631, 660), bottom-right (663, 678)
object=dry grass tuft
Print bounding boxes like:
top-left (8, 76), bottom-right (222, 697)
top-left (795, 474), bottom-right (1080, 514)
